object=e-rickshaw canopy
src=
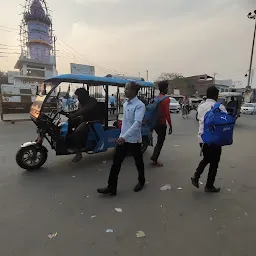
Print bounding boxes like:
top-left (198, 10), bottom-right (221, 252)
top-left (44, 74), bottom-right (154, 87)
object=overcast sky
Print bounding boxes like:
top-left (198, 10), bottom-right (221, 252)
top-left (1, 0), bottom-right (256, 86)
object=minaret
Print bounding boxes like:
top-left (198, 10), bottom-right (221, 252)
top-left (14, 0), bottom-right (57, 78)
top-left (24, 0), bottom-right (52, 63)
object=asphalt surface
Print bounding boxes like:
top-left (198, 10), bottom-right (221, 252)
top-left (0, 111), bottom-right (255, 256)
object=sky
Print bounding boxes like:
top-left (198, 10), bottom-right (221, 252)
top-left (1, 0), bottom-right (256, 86)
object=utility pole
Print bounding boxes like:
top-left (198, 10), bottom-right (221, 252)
top-left (146, 70), bottom-right (149, 81)
top-left (247, 10), bottom-right (256, 88)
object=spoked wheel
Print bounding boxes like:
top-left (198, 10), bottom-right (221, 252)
top-left (16, 145), bottom-right (48, 171)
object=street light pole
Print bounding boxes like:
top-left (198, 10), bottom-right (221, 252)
top-left (247, 10), bottom-right (256, 88)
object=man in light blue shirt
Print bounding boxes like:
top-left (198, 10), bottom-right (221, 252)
top-left (98, 82), bottom-right (146, 195)
top-left (109, 94), bottom-right (116, 114)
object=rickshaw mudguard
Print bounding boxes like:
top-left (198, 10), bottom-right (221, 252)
top-left (21, 141), bottom-right (38, 148)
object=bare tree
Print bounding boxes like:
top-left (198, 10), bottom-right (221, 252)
top-left (157, 72), bottom-right (183, 81)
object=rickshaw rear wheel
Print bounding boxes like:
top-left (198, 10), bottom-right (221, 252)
top-left (16, 145), bottom-right (48, 171)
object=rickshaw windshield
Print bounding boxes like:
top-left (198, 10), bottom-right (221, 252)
top-left (30, 82), bottom-right (56, 119)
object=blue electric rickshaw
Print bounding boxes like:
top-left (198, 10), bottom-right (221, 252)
top-left (16, 74), bottom-right (154, 171)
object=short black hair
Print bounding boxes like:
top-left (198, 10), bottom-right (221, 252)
top-left (231, 96), bottom-right (234, 101)
top-left (158, 80), bottom-right (168, 93)
top-left (206, 86), bottom-right (219, 100)
top-left (128, 81), bottom-right (140, 94)
top-left (75, 88), bottom-right (89, 97)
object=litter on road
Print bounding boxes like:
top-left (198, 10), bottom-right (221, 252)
top-left (102, 161), bottom-right (107, 164)
top-left (72, 176), bottom-right (76, 178)
top-left (160, 184), bottom-right (171, 191)
top-left (199, 181), bottom-right (203, 185)
top-left (106, 229), bottom-right (114, 233)
top-left (48, 232), bottom-right (58, 239)
top-left (91, 215), bottom-right (96, 219)
top-left (115, 208), bottom-right (123, 213)
top-left (177, 187), bottom-right (183, 190)
top-left (136, 231), bottom-right (146, 238)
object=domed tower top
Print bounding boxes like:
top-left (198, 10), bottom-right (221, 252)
top-left (24, 0), bottom-right (51, 25)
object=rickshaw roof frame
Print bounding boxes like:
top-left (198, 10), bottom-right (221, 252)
top-left (44, 74), bottom-right (154, 87)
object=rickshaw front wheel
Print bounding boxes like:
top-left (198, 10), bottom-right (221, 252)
top-left (16, 145), bottom-right (48, 171)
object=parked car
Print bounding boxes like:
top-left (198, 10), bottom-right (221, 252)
top-left (241, 103), bottom-right (256, 115)
top-left (169, 97), bottom-right (181, 113)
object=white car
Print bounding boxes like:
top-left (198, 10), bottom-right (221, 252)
top-left (241, 103), bottom-right (256, 115)
top-left (169, 97), bottom-right (181, 113)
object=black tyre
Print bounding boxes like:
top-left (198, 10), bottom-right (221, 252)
top-left (141, 137), bottom-right (149, 154)
top-left (16, 145), bottom-right (48, 171)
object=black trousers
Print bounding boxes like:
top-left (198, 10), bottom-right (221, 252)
top-left (151, 124), bottom-right (167, 162)
top-left (67, 121), bottom-right (88, 150)
top-left (194, 143), bottom-right (222, 188)
top-left (108, 143), bottom-right (145, 190)
top-left (110, 103), bottom-right (115, 114)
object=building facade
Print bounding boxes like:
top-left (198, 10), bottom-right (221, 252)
top-left (156, 74), bottom-right (214, 97)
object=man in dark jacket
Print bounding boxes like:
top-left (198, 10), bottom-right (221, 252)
top-left (68, 88), bottom-right (97, 162)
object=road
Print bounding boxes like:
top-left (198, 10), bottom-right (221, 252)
top-left (0, 112), bottom-right (255, 256)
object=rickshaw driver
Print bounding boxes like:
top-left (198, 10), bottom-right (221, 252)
top-left (67, 88), bottom-right (98, 163)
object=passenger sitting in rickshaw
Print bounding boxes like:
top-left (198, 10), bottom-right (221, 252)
top-left (66, 88), bottom-right (98, 163)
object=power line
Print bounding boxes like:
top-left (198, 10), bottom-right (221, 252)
top-left (0, 25), bottom-right (19, 31)
top-left (0, 44), bottom-right (20, 48)
top-left (0, 28), bottom-right (14, 33)
top-left (58, 38), bottom-right (126, 75)
top-left (0, 51), bottom-right (20, 55)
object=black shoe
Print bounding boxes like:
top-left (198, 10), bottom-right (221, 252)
top-left (134, 182), bottom-right (145, 192)
top-left (204, 186), bottom-right (221, 193)
top-left (97, 187), bottom-right (117, 196)
top-left (191, 177), bottom-right (199, 188)
top-left (72, 153), bottom-right (82, 163)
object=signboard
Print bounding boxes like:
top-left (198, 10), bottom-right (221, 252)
top-left (7, 71), bottom-right (20, 84)
top-left (173, 89), bottom-right (180, 95)
top-left (70, 63), bottom-right (95, 76)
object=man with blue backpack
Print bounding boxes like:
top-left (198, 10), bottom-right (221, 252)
top-left (191, 86), bottom-right (235, 192)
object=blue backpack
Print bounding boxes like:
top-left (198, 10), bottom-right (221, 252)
top-left (201, 102), bottom-right (235, 146)
top-left (144, 95), bottom-right (167, 129)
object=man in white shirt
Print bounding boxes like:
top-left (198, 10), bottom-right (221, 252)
top-left (97, 82), bottom-right (146, 196)
top-left (191, 86), bottom-right (227, 193)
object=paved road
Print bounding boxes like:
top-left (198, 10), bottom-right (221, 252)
top-left (0, 112), bottom-right (255, 256)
